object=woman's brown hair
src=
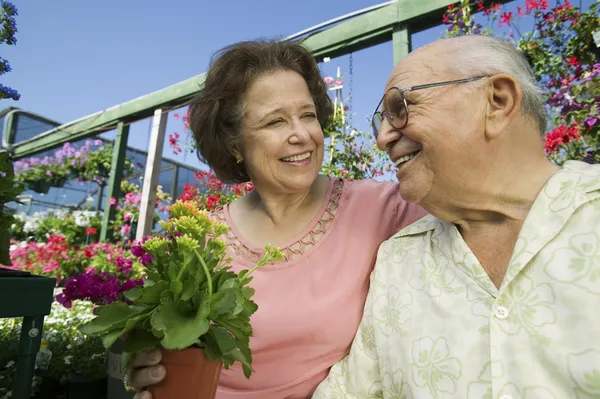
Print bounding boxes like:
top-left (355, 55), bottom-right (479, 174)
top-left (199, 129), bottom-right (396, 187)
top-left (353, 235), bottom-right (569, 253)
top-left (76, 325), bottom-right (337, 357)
top-left (188, 39), bottom-right (333, 184)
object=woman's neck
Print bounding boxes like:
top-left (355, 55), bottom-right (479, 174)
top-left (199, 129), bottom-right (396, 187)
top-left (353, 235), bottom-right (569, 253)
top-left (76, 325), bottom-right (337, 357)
top-left (244, 175), bottom-right (330, 225)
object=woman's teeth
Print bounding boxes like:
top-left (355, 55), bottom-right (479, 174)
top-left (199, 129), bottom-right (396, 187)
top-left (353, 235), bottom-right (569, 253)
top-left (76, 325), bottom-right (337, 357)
top-left (282, 152), bottom-right (311, 162)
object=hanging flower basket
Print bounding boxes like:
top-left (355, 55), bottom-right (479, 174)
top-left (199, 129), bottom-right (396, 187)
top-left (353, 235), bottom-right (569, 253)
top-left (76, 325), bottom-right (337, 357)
top-left (49, 175), bottom-right (68, 189)
top-left (27, 180), bottom-right (51, 194)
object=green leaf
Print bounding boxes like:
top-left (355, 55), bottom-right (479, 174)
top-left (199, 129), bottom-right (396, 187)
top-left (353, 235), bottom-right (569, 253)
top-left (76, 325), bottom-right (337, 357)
top-left (181, 277), bottom-right (197, 301)
top-left (170, 280), bottom-right (183, 296)
top-left (101, 329), bottom-right (125, 349)
top-left (123, 328), bottom-right (161, 354)
top-left (123, 288), bottom-right (142, 301)
top-left (134, 280), bottom-right (168, 305)
top-left (79, 302), bottom-right (138, 335)
top-left (151, 299), bottom-right (210, 350)
top-left (209, 290), bottom-right (235, 320)
top-left (208, 325), bottom-right (238, 356)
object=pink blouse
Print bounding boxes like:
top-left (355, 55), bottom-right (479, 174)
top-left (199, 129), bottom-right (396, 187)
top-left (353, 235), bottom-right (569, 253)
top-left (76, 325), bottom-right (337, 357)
top-left (211, 178), bottom-right (426, 399)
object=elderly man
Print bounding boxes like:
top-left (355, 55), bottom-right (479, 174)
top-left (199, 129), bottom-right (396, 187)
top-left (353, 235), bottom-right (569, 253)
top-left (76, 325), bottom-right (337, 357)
top-left (313, 35), bottom-right (600, 399)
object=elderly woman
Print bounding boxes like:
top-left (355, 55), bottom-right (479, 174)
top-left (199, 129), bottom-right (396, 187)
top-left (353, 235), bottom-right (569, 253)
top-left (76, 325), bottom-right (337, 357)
top-left (128, 40), bottom-right (426, 399)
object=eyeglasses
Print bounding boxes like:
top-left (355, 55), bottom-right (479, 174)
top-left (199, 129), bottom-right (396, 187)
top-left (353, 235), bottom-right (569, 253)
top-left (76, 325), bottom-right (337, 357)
top-left (370, 76), bottom-right (489, 138)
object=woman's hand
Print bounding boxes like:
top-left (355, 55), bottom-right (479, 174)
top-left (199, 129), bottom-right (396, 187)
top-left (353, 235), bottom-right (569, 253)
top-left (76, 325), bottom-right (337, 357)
top-left (126, 348), bottom-right (166, 399)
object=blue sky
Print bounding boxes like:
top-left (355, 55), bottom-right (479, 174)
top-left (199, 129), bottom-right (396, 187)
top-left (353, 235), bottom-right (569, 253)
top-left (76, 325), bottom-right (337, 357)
top-left (2, 0), bottom-right (596, 170)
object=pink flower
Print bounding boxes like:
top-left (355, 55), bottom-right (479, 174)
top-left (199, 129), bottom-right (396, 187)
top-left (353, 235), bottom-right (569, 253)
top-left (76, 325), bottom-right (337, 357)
top-left (121, 224), bottom-right (131, 237)
top-left (323, 76), bottom-right (334, 84)
top-left (108, 197), bottom-right (117, 206)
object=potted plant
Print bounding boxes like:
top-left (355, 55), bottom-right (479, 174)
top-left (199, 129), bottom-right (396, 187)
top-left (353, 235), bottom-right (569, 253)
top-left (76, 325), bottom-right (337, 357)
top-left (78, 200), bottom-right (283, 398)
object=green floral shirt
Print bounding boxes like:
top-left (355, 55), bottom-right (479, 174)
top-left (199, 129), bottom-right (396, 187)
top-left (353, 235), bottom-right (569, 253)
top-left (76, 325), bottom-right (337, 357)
top-left (313, 161), bottom-right (600, 399)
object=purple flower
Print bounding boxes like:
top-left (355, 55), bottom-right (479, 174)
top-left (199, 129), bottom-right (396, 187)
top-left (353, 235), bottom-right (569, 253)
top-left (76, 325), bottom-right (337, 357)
top-left (141, 254), bottom-right (154, 267)
top-left (57, 269), bottom-right (145, 308)
top-left (131, 244), bottom-right (145, 258)
top-left (585, 116), bottom-right (598, 128)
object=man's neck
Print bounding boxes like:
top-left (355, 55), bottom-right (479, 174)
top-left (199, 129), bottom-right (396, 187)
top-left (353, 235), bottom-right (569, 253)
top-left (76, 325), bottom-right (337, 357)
top-left (428, 158), bottom-right (560, 288)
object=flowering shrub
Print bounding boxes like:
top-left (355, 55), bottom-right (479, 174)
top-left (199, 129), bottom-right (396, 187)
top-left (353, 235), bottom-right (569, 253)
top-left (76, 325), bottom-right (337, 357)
top-left (0, 1), bottom-right (19, 101)
top-left (442, 0), bottom-right (600, 165)
top-left (7, 236), bottom-right (144, 286)
top-left (320, 104), bottom-right (389, 180)
top-left (0, 301), bottom-right (106, 399)
top-left (0, 151), bottom-right (23, 266)
top-left (109, 183), bottom-right (171, 239)
top-left (178, 170), bottom-right (254, 210)
top-left (56, 269), bottom-right (144, 309)
top-left (14, 140), bottom-right (136, 191)
top-left (11, 209), bottom-right (102, 245)
top-left (6, 235), bottom-right (83, 282)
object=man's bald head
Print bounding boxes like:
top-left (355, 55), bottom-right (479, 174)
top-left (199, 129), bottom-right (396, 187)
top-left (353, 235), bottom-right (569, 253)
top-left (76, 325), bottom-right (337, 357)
top-left (388, 35), bottom-right (547, 134)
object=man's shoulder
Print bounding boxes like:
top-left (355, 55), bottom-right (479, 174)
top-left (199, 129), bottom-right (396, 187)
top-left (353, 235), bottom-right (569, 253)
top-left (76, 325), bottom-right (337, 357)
top-left (561, 161), bottom-right (600, 195)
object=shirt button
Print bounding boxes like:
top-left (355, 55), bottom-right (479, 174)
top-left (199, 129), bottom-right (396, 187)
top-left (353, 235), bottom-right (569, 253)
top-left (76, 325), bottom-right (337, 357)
top-left (499, 395), bottom-right (513, 399)
top-left (494, 305), bottom-right (509, 320)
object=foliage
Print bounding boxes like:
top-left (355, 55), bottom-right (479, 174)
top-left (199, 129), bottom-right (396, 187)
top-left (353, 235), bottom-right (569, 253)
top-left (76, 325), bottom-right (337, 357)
top-left (79, 200), bottom-right (284, 378)
top-left (109, 183), bottom-right (171, 240)
top-left (11, 209), bottom-right (102, 245)
top-left (0, 1), bottom-right (19, 101)
top-left (179, 171), bottom-right (253, 211)
top-left (442, 0), bottom-right (600, 165)
top-left (320, 103), bottom-right (389, 180)
top-left (14, 140), bottom-right (136, 192)
top-left (0, 150), bottom-right (22, 265)
top-left (7, 236), bottom-right (144, 285)
top-left (0, 301), bottom-right (107, 399)
top-left (79, 142), bottom-right (135, 183)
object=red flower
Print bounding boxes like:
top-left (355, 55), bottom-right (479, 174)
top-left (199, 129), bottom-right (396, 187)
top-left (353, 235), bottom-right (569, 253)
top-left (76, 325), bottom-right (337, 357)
top-left (86, 227), bottom-right (97, 236)
top-left (544, 124), bottom-right (580, 153)
top-left (517, 6), bottom-right (526, 16)
top-left (499, 11), bottom-right (513, 27)
top-left (567, 57), bottom-right (580, 67)
top-left (491, 3), bottom-right (503, 13)
top-left (206, 194), bottom-right (222, 210)
top-left (476, 1), bottom-right (484, 11)
top-left (525, 0), bottom-right (549, 12)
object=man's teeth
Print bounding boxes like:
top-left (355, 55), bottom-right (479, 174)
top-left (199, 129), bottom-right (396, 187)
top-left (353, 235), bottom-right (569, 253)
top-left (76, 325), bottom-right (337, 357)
top-left (395, 151), bottom-right (420, 167)
top-left (281, 152), bottom-right (311, 162)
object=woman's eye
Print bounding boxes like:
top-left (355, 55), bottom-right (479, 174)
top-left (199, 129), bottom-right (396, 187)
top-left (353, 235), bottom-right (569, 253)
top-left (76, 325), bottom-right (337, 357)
top-left (303, 113), bottom-right (317, 119)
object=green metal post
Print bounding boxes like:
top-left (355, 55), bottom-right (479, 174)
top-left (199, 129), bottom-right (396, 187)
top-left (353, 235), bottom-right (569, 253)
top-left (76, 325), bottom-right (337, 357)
top-left (171, 165), bottom-right (179, 200)
top-left (100, 122), bottom-right (130, 241)
top-left (12, 315), bottom-right (45, 398)
top-left (392, 24), bottom-right (412, 66)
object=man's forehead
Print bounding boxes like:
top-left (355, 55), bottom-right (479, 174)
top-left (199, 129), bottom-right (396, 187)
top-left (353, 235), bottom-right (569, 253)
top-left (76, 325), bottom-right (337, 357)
top-left (384, 44), bottom-right (448, 91)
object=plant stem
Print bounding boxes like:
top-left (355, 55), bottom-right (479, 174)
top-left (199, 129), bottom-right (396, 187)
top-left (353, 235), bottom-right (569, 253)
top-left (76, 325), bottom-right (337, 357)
top-left (195, 249), bottom-right (213, 297)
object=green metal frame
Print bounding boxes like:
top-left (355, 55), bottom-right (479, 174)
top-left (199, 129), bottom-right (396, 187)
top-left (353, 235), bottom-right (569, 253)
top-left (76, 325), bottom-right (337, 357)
top-left (0, 269), bottom-right (55, 399)
top-left (9, 0), bottom-right (513, 160)
top-left (100, 122), bottom-right (130, 241)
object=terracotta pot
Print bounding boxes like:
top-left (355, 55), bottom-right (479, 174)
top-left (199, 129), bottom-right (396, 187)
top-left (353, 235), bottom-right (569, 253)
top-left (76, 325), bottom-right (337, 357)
top-left (150, 347), bottom-right (223, 399)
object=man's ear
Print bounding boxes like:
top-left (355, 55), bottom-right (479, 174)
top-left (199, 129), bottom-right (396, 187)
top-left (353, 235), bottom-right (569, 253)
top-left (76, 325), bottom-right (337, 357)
top-left (485, 73), bottom-right (522, 140)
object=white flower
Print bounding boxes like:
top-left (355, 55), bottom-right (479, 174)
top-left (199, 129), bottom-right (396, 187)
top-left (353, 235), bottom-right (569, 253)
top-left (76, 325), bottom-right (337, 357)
top-left (64, 355), bottom-right (72, 365)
